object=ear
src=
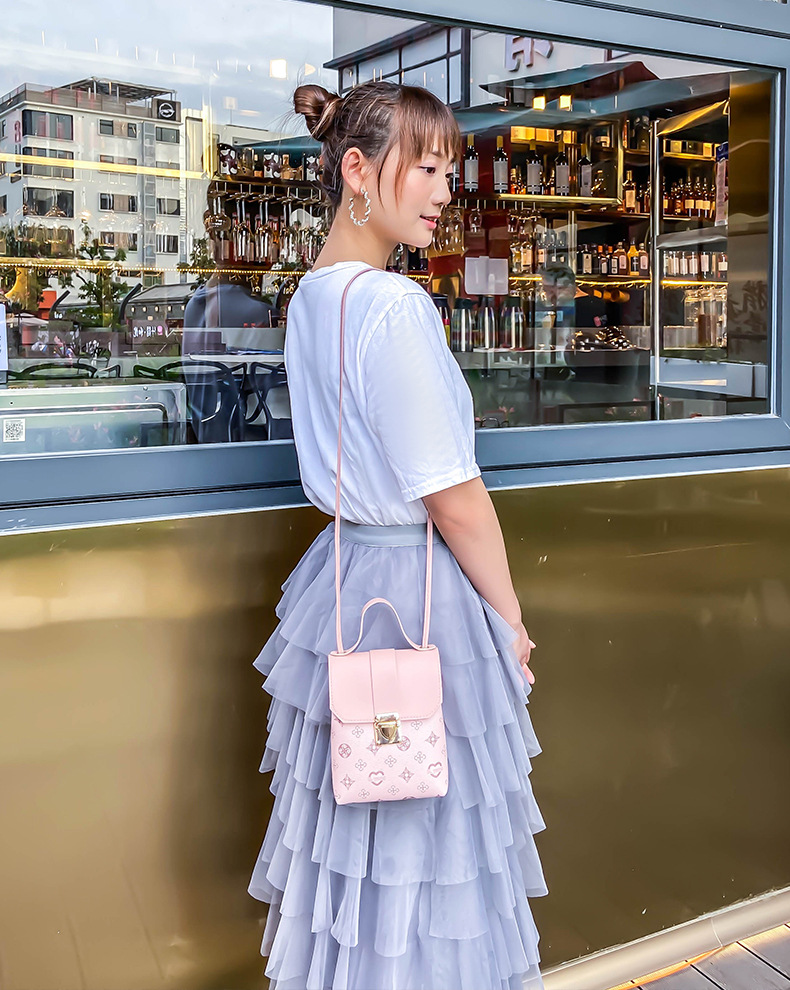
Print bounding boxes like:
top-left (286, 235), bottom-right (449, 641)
top-left (341, 147), bottom-right (372, 195)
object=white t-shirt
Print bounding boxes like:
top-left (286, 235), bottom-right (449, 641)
top-left (285, 260), bottom-right (481, 525)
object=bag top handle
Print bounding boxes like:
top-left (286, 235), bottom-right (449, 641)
top-left (333, 266), bottom-right (435, 655)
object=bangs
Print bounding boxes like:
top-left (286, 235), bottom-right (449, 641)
top-left (376, 86), bottom-right (461, 202)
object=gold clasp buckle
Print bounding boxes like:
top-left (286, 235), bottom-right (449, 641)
top-left (373, 712), bottom-right (401, 746)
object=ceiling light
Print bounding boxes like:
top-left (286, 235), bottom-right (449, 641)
top-left (270, 59), bottom-right (287, 79)
top-left (559, 94), bottom-right (572, 111)
top-left (532, 96), bottom-right (546, 111)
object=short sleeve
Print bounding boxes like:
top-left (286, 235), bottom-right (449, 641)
top-left (362, 291), bottom-right (481, 501)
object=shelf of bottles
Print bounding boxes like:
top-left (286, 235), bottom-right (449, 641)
top-left (654, 109), bottom-right (729, 354)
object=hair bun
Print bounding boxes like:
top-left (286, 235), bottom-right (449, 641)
top-left (293, 84), bottom-right (342, 142)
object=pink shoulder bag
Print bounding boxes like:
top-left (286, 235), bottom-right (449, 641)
top-left (328, 267), bottom-right (449, 805)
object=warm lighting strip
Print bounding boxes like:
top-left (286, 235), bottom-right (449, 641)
top-left (663, 279), bottom-right (727, 287)
top-left (0, 152), bottom-right (204, 181)
top-left (0, 257), bottom-right (305, 276)
top-left (604, 948), bottom-right (723, 990)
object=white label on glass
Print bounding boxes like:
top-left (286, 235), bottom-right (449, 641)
top-left (2, 418), bottom-right (25, 443)
top-left (493, 160), bottom-right (508, 192)
top-left (526, 163), bottom-right (542, 194)
top-left (464, 159), bottom-right (478, 191)
top-left (583, 253), bottom-right (592, 275)
top-left (555, 165), bottom-right (570, 195)
top-left (625, 189), bottom-right (636, 210)
top-left (640, 254), bottom-right (649, 272)
top-left (619, 253), bottom-right (628, 273)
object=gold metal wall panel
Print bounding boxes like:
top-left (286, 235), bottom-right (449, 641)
top-left (1, 469), bottom-right (789, 987)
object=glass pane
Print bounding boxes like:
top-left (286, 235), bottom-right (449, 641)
top-left (401, 59), bottom-right (448, 102)
top-left (0, 1), bottom-right (777, 461)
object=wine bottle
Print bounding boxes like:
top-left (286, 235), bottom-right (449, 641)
top-left (493, 135), bottom-right (509, 194)
top-left (463, 134), bottom-right (478, 193)
top-left (624, 170), bottom-right (637, 213)
top-left (526, 140), bottom-right (543, 196)
top-left (578, 143), bottom-right (593, 197)
top-left (554, 139), bottom-right (570, 196)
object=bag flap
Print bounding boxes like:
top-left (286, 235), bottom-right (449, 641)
top-left (328, 646), bottom-right (442, 723)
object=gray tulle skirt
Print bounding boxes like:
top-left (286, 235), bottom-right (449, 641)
top-left (248, 518), bottom-right (548, 990)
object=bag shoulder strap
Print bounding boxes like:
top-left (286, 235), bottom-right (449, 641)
top-left (333, 266), bottom-right (435, 655)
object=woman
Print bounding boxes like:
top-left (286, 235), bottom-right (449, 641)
top-left (248, 80), bottom-right (548, 990)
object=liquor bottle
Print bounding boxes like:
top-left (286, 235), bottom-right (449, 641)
top-left (674, 181), bottom-right (685, 217)
top-left (520, 232), bottom-right (534, 274)
top-left (628, 239), bottom-right (639, 274)
top-left (578, 144), bottom-right (593, 197)
top-left (683, 177), bottom-right (695, 217)
top-left (510, 166), bottom-right (523, 195)
top-left (592, 244), bottom-right (602, 276)
top-left (463, 134), bottom-right (478, 193)
top-left (581, 243), bottom-right (593, 276)
top-left (700, 245), bottom-right (711, 279)
top-left (701, 177), bottom-right (712, 220)
top-left (536, 232), bottom-right (547, 268)
top-left (717, 250), bottom-right (728, 278)
top-left (615, 241), bottom-right (628, 274)
top-left (554, 139), bottom-right (570, 196)
top-left (662, 177), bottom-right (669, 216)
top-left (688, 249), bottom-right (700, 279)
top-left (638, 242), bottom-right (649, 275)
top-left (624, 170), bottom-right (637, 213)
top-left (641, 183), bottom-right (650, 215)
top-left (693, 176), bottom-right (705, 219)
top-left (600, 246), bottom-right (609, 277)
top-left (493, 135), bottom-right (509, 194)
top-left (526, 140), bottom-right (543, 196)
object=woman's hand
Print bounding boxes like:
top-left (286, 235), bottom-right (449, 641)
top-left (511, 621), bottom-right (537, 685)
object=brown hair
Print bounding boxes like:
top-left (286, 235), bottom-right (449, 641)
top-left (293, 80), bottom-right (460, 220)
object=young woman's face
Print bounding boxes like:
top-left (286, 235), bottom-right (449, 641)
top-left (367, 140), bottom-right (455, 250)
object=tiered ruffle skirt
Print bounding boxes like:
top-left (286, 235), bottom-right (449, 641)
top-left (248, 520), bottom-right (548, 989)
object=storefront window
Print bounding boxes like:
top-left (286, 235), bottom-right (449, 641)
top-left (0, 1), bottom-right (776, 456)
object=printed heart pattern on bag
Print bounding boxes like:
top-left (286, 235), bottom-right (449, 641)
top-left (331, 714), bottom-right (448, 804)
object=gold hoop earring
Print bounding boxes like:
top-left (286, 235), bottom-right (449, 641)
top-left (349, 186), bottom-right (371, 226)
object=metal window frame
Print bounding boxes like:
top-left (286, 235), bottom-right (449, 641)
top-left (2, 0), bottom-right (790, 527)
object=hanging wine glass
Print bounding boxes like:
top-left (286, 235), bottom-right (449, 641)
top-left (468, 200), bottom-right (482, 233)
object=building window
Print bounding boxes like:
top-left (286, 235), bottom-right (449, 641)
top-left (0, 195), bottom-right (6, 216)
top-left (156, 197), bottom-right (180, 216)
top-left (22, 187), bottom-right (74, 217)
top-left (21, 110), bottom-right (74, 140)
top-left (99, 119), bottom-right (113, 135)
top-left (0, 120), bottom-right (5, 139)
top-left (155, 126), bottom-right (179, 144)
top-left (127, 122), bottom-right (137, 138)
top-left (99, 155), bottom-right (138, 167)
top-left (99, 192), bottom-right (138, 212)
top-left (155, 160), bottom-right (179, 171)
top-left (22, 146), bottom-right (74, 179)
top-left (100, 231), bottom-right (138, 251)
top-left (156, 233), bottom-right (179, 253)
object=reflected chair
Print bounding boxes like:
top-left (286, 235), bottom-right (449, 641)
top-left (132, 360), bottom-right (246, 444)
top-left (249, 363), bottom-right (293, 440)
top-left (20, 362), bottom-right (97, 380)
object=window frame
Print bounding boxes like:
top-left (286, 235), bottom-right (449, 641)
top-left (1, 0), bottom-right (789, 525)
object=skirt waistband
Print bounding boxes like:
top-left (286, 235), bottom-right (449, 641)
top-left (338, 519), bottom-right (445, 547)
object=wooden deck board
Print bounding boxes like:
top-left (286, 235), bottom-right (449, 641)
top-left (738, 923), bottom-right (790, 978)
top-left (636, 965), bottom-right (722, 989)
top-left (691, 941), bottom-right (790, 989)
